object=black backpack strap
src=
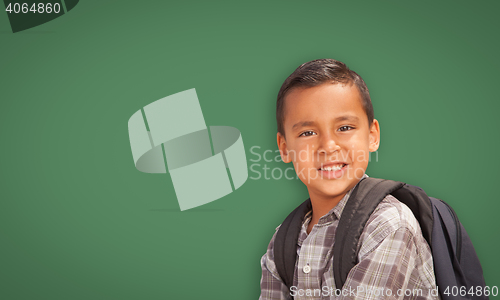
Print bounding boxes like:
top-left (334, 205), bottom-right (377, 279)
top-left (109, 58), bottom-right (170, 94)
top-left (274, 198), bottom-right (312, 289)
top-left (333, 178), bottom-right (405, 289)
top-left (391, 185), bottom-right (433, 245)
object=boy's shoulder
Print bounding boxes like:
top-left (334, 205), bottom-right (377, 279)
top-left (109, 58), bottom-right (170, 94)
top-left (368, 193), bottom-right (421, 233)
top-left (358, 193), bottom-right (428, 258)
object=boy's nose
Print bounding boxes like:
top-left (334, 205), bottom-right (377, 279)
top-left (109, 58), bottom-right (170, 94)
top-left (317, 134), bottom-right (340, 154)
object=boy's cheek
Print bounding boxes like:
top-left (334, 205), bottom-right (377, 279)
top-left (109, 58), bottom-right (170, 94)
top-left (349, 157), bottom-right (369, 180)
top-left (353, 150), bottom-right (370, 163)
top-left (292, 162), bottom-right (317, 184)
top-left (291, 150), bottom-right (313, 166)
top-left (352, 164), bottom-right (368, 179)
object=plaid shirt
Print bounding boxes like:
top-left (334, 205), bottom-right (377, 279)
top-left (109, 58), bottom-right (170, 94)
top-left (259, 176), bottom-right (439, 300)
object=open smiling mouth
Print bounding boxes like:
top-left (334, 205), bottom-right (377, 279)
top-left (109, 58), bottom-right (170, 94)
top-left (319, 164), bottom-right (346, 171)
top-left (317, 163), bottom-right (348, 179)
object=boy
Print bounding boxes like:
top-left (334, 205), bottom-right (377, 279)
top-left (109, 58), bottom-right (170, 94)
top-left (259, 59), bottom-right (438, 299)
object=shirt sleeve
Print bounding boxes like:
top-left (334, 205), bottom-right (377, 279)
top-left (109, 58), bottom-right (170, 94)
top-left (259, 231), bottom-right (291, 300)
top-left (340, 206), bottom-right (439, 300)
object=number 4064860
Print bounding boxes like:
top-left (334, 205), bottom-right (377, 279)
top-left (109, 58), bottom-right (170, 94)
top-left (5, 3), bottom-right (61, 14)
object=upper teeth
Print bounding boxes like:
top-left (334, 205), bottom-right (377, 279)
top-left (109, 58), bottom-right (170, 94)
top-left (321, 164), bottom-right (344, 171)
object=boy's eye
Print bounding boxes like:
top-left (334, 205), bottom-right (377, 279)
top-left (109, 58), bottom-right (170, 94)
top-left (338, 126), bottom-right (354, 132)
top-left (299, 130), bottom-right (316, 137)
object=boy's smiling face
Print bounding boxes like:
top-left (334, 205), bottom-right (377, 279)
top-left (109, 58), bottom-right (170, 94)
top-left (277, 83), bottom-right (380, 203)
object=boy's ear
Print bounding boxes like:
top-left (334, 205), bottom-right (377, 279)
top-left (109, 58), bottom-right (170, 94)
top-left (277, 132), bottom-right (292, 163)
top-left (369, 119), bottom-right (380, 152)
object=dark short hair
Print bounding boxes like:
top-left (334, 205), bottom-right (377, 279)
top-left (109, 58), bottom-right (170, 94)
top-left (276, 59), bottom-right (374, 137)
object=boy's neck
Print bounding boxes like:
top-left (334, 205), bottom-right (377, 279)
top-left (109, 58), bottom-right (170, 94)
top-left (306, 192), bottom-right (347, 234)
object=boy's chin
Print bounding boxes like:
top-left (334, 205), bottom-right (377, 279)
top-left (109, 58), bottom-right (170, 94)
top-left (308, 176), bottom-right (363, 200)
top-left (308, 181), bottom-right (350, 199)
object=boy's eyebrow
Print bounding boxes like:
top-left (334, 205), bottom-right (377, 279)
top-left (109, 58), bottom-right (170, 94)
top-left (334, 115), bottom-right (359, 122)
top-left (291, 116), bottom-right (360, 130)
top-left (292, 121), bottom-right (315, 130)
